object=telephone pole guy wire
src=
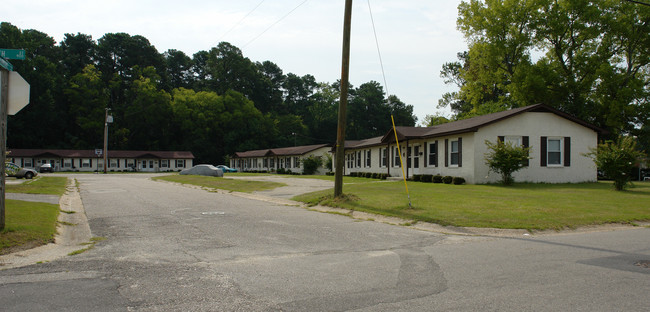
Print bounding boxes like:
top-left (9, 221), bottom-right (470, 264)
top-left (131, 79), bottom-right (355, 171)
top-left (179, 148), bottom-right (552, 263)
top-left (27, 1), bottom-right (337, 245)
top-left (368, 0), bottom-right (412, 208)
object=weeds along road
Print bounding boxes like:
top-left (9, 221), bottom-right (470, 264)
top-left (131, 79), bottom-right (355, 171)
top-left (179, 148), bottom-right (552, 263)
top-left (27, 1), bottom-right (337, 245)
top-left (0, 174), bottom-right (648, 311)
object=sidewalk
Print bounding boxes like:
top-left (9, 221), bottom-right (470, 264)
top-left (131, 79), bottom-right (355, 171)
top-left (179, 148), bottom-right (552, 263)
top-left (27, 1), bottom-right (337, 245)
top-left (0, 178), bottom-right (92, 270)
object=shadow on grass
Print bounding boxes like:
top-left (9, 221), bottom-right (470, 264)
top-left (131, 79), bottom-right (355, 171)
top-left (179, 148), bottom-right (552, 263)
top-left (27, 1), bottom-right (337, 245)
top-left (315, 193), bottom-right (451, 226)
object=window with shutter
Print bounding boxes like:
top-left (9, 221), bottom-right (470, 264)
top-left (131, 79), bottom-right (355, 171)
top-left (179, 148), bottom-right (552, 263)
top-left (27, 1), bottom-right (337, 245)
top-left (450, 139), bottom-right (460, 166)
top-left (428, 141), bottom-right (438, 167)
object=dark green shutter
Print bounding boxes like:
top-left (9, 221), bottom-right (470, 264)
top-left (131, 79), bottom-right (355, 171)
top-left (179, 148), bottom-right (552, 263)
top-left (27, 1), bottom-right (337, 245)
top-left (522, 136), bottom-right (529, 166)
top-left (423, 142), bottom-right (427, 167)
top-left (540, 136), bottom-right (547, 167)
top-left (434, 141), bottom-right (439, 167)
top-left (444, 139), bottom-right (449, 167)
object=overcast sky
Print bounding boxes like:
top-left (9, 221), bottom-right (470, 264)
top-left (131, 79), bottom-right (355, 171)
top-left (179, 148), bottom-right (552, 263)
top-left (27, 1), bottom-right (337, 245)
top-left (3, 0), bottom-right (467, 124)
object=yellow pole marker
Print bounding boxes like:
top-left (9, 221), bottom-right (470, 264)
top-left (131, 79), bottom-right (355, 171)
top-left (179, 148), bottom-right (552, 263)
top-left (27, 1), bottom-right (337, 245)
top-left (391, 115), bottom-right (412, 209)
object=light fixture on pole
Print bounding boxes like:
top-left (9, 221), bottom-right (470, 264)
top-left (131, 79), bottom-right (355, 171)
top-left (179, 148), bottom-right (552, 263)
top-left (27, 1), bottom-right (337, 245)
top-left (103, 108), bottom-right (113, 174)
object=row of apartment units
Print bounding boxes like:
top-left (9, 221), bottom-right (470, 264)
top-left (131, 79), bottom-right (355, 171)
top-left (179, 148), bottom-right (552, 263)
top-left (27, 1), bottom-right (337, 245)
top-left (230, 104), bottom-right (602, 184)
top-left (7, 149), bottom-right (194, 173)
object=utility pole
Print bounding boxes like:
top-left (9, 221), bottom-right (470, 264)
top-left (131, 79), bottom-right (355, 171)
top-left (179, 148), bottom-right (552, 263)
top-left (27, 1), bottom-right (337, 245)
top-left (0, 68), bottom-right (8, 230)
top-left (334, 0), bottom-right (353, 197)
top-left (0, 49), bottom-right (29, 230)
top-left (103, 108), bottom-right (112, 174)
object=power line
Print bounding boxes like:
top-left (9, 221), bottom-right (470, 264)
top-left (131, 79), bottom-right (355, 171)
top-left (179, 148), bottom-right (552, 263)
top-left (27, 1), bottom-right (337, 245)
top-left (367, 0), bottom-right (389, 96)
top-left (242, 0), bottom-right (310, 48)
top-left (216, 0), bottom-right (267, 44)
top-left (624, 0), bottom-right (650, 7)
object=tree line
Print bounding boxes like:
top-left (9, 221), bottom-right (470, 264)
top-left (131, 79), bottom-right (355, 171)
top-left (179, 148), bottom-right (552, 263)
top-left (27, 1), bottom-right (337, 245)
top-left (435, 0), bottom-right (649, 152)
top-left (0, 22), bottom-right (417, 164)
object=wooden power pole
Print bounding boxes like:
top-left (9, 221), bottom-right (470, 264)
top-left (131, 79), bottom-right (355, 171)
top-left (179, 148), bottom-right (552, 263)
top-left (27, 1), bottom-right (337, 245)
top-left (334, 0), bottom-right (353, 198)
top-left (0, 69), bottom-right (8, 230)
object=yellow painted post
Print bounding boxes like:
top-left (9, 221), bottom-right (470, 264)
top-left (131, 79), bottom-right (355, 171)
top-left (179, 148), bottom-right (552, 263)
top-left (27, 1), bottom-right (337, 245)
top-left (391, 115), bottom-right (412, 209)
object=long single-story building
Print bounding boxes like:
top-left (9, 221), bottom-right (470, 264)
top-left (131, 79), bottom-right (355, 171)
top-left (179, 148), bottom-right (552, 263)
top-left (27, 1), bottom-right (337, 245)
top-left (7, 149), bottom-right (194, 172)
top-left (336, 103), bottom-right (602, 184)
top-left (230, 144), bottom-right (332, 174)
top-left (231, 104), bottom-right (603, 184)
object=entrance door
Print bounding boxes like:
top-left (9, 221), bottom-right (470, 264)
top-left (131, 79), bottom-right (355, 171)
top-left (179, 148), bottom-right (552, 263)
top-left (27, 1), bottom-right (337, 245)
top-left (412, 145), bottom-right (421, 175)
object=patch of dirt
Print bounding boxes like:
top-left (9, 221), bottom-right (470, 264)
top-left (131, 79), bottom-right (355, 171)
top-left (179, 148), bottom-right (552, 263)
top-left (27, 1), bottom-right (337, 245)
top-left (0, 240), bottom-right (50, 256)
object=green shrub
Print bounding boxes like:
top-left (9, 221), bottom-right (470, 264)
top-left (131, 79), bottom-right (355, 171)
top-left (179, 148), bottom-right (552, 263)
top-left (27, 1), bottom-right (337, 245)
top-left (452, 177), bottom-right (466, 185)
top-left (302, 155), bottom-right (324, 175)
top-left (422, 174), bottom-right (433, 182)
top-left (413, 174), bottom-right (422, 182)
top-left (584, 136), bottom-right (646, 191)
top-left (380, 173), bottom-right (388, 180)
top-left (484, 139), bottom-right (531, 186)
top-left (366, 172), bottom-right (373, 178)
top-left (433, 175), bottom-right (443, 183)
top-left (443, 176), bottom-right (453, 184)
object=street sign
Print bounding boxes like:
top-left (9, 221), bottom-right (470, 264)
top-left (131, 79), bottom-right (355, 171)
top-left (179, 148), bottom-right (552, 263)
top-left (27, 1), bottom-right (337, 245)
top-left (0, 49), bottom-right (26, 60)
top-left (7, 72), bottom-right (30, 115)
top-left (0, 57), bottom-right (12, 71)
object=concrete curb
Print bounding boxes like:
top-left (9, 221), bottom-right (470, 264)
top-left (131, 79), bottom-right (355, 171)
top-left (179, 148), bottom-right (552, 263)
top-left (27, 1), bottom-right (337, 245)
top-left (0, 178), bottom-right (93, 270)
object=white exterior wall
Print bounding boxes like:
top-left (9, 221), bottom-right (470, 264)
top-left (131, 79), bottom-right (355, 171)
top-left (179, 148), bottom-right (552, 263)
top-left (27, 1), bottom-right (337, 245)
top-left (473, 112), bottom-right (598, 184)
top-left (343, 146), bottom-right (388, 175)
top-left (389, 134), bottom-right (476, 183)
top-left (303, 147), bottom-right (333, 175)
top-left (235, 147), bottom-right (332, 175)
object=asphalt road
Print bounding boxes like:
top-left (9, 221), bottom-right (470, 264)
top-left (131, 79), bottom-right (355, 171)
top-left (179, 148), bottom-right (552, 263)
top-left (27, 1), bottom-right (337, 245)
top-left (0, 174), bottom-right (648, 311)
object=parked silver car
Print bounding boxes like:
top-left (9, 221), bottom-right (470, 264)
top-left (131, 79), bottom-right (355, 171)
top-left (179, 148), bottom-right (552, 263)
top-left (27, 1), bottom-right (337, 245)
top-left (6, 162), bottom-right (38, 179)
top-left (180, 164), bottom-right (224, 177)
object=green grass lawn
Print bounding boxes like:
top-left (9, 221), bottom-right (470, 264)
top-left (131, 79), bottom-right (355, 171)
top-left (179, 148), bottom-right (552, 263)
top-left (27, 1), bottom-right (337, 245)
top-left (6, 176), bottom-right (69, 195)
top-left (293, 181), bottom-right (650, 231)
top-left (1, 200), bottom-right (60, 254)
top-left (1, 177), bottom-right (69, 254)
top-left (153, 174), bottom-right (286, 193)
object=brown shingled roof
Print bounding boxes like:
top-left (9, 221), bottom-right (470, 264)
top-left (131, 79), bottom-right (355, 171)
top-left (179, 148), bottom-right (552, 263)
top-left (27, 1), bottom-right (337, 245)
top-left (8, 149), bottom-right (194, 159)
top-left (234, 149), bottom-right (272, 158)
top-left (382, 104), bottom-right (602, 143)
top-left (331, 136), bottom-right (384, 152)
top-left (233, 144), bottom-right (332, 159)
top-left (269, 144), bottom-right (331, 156)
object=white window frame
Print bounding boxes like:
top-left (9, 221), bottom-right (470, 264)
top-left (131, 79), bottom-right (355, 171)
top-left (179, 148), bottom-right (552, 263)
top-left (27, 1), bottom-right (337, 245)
top-left (413, 145), bottom-right (420, 168)
top-left (393, 146), bottom-right (400, 167)
top-left (547, 137), bottom-right (563, 166)
top-left (428, 142), bottom-right (437, 167)
top-left (366, 149), bottom-right (371, 168)
top-left (450, 140), bottom-right (460, 167)
top-left (82, 159), bottom-right (91, 168)
top-left (505, 136), bottom-right (522, 146)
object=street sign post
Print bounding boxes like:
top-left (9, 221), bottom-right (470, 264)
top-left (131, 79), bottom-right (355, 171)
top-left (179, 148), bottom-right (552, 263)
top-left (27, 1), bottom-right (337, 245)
top-left (0, 57), bottom-right (12, 71)
top-left (1, 48), bottom-right (28, 230)
top-left (0, 49), bottom-right (26, 60)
